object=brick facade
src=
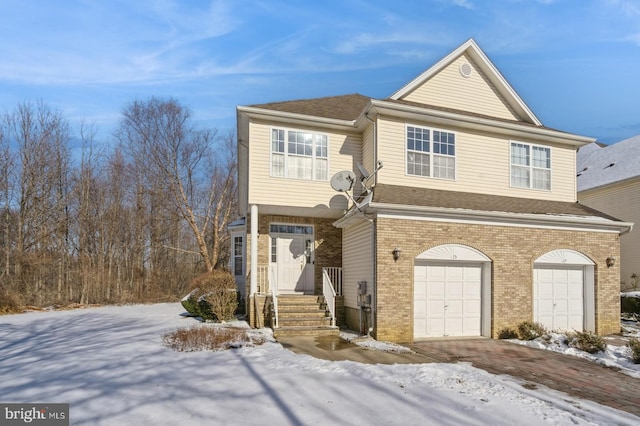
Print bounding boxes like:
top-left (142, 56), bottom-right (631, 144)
top-left (246, 213), bottom-right (342, 327)
top-left (374, 217), bottom-right (621, 343)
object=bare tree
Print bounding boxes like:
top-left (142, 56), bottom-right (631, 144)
top-left (116, 97), bottom-right (236, 272)
top-left (8, 102), bottom-right (71, 304)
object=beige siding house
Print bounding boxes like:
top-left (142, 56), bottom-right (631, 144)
top-left (235, 39), bottom-right (632, 343)
top-left (577, 137), bottom-right (640, 288)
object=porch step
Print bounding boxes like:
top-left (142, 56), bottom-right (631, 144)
top-left (272, 294), bottom-right (337, 337)
top-left (273, 325), bottom-right (340, 338)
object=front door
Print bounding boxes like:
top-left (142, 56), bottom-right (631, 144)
top-left (270, 227), bottom-right (314, 294)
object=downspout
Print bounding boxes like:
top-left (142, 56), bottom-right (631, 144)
top-left (365, 112), bottom-right (377, 337)
top-left (250, 204), bottom-right (258, 296)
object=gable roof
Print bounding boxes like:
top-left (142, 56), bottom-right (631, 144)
top-left (577, 135), bottom-right (640, 192)
top-left (389, 39), bottom-right (541, 126)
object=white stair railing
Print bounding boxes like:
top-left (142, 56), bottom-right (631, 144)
top-left (270, 264), bottom-right (279, 328)
top-left (322, 268), bottom-right (339, 327)
top-left (323, 267), bottom-right (343, 295)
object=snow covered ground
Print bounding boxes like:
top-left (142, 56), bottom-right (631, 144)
top-left (1, 303), bottom-right (638, 425)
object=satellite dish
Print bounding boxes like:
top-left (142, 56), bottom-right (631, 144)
top-left (330, 170), bottom-right (356, 192)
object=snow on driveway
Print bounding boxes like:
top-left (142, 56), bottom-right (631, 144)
top-left (0, 303), bottom-right (637, 425)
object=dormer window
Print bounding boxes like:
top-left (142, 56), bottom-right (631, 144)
top-left (406, 125), bottom-right (455, 180)
top-left (271, 128), bottom-right (328, 181)
top-left (510, 142), bottom-right (551, 190)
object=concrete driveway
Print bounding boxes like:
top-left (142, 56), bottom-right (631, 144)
top-left (277, 335), bottom-right (640, 417)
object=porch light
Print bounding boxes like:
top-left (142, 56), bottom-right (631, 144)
top-left (606, 256), bottom-right (616, 268)
top-left (392, 247), bottom-right (401, 262)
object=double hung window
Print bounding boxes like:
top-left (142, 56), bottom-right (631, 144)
top-left (271, 128), bottom-right (328, 180)
top-left (510, 142), bottom-right (551, 190)
top-left (406, 125), bottom-right (455, 179)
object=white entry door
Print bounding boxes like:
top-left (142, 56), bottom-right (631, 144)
top-left (534, 266), bottom-right (584, 332)
top-left (272, 233), bottom-right (313, 294)
top-left (414, 263), bottom-right (482, 338)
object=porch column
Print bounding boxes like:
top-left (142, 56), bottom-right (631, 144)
top-left (250, 204), bottom-right (258, 296)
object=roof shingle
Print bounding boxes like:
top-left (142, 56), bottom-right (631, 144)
top-left (371, 183), bottom-right (620, 221)
top-left (250, 94), bottom-right (371, 121)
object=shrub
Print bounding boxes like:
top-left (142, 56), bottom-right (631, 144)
top-left (0, 293), bottom-right (22, 315)
top-left (189, 269), bottom-right (238, 322)
top-left (180, 289), bottom-right (201, 316)
top-left (628, 338), bottom-right (640, 364)
top-left (497, 327), bottom-right (518, 339)
top-left (621, 294), bottom-right (640, 315)
top-left (516, 321), bottom-right (547, 340)
top-left (566, 330), bottom-right (606, 354)
top-left (162, 326), bottom-right (258, 352)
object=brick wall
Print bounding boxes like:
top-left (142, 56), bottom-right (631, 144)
top-left (374, 217), bottom-right (621, 343)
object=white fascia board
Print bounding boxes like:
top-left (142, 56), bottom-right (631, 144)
top-left (236, 106), bottom-right (357, 132)
top-left (366, 100), bottom-right (595, 147)
top-left (368, 202), bottom-right (634, 234)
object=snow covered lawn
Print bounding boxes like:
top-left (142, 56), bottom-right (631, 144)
top-left (1, 303), bottom-right (638, 425)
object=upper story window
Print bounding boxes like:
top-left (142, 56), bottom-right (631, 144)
top-left (510, 142), bottom-right (551, 190)
top-left (271, 128), bottom-right (328, 181)
top-left (406, 125), bottom-right (455, 180)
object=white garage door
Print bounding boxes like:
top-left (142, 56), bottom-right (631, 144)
top-left (414, 263), bottom-right (482, 338)
top-left (534, 266), bottom-right (584, 332)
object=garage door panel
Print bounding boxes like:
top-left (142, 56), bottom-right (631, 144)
top-left (536, 280), bottom-right (553, 298)
top-left (428, 300), bottom-right (445, 315)
top-left (427, 318), bottom-right (445, 336)
top-left (427, 282), bottom-right (445, 299)
top-left (464, 266), bottom-right (481, 281)
top-left (447, 281), bottom-right (464, 299)
top-left (464, 282), bottom-right (481, 298)
top-left (567, 283), bottom-right (582, 298)
top-left (554, 282), bottom-right (568, 299)
top-left (463, 317), bottom-right (481, 335)
top-left (464, 300), bottom-right (481, 315)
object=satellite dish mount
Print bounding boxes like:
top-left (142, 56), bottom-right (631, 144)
top-left (356, 160), bottom-right (383, 193)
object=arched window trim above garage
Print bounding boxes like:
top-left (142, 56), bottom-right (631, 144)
top-left (416, 244), bottom-right (490, 262)
top-left (534, 249), bottom-right (594, 265)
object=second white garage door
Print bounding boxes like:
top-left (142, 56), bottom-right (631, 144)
top-left (414, 263), bottom-right (482, 338)
top-left (534, 266), bottom-right (584, 332)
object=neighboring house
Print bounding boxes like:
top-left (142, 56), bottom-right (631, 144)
top-left (234, 39), bottom-right (632, 343)
top-left (577, 136), bottom-right (640, 288)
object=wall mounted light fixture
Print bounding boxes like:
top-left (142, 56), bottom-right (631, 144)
top-left (606, 256), bottom-right (616, 268)
top-left (392, 247), bottom-right (401, 262)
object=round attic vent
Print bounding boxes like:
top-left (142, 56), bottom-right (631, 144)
top-left (459, 62), bottom-right (473, 78)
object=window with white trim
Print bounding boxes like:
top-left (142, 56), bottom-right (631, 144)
top-left (233, 236), bottom-right (243, 276)
top-left (510, 142), bottom-right (551, 190)
top-left (406, 125), bottom-right (455, 179)
top-left (271, 128), bottom-right (328, 180)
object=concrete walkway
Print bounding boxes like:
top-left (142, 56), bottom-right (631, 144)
top-left (276, 335), bottom-right (640, 417)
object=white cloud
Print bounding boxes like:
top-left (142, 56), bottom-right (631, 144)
top-left (449, 0), bottom-right (475, 9)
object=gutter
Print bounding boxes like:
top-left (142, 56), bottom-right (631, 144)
top-left (237, 106), bottom-right (357, 131)
top-left (366, 99), bottom-right (595, 147)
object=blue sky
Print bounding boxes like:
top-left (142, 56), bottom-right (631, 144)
top-left (1, 0), bottom-right (639, 145)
